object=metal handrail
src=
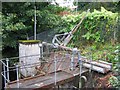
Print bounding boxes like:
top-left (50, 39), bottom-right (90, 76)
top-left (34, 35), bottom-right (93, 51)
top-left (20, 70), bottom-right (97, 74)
top-left (1, 54), bottom-right (89, 72)
top-left (1, 48), bottom-right (87, 88)
top-left (0, 51), bottom-right (71, 61)
top-left (1, 72), bottom-right (9, 82)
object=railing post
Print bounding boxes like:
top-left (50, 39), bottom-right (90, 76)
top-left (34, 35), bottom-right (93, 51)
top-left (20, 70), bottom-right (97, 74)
top-left (90, 48), bottom-right (94, 87)
top-left (54, 56), bottom-right (57, 86)
top-left (71, 52), bottom-right (74, 71)
top-left (78, 51), bottom-right (82, 88)
top-left (6, 58), bottom-right (10, 82)
top-left (3, 61), bottom-right (6, 88)
top-left (71, 48), bottom-right (77, 70)
top-left (16, 64), bottom-right (19, 88)
top-left (90, 48), bottom-right (93, 72)
top-left (41, 44), bottom-right (43, 58)
top-left (39, 44), bottom-right (43, 59)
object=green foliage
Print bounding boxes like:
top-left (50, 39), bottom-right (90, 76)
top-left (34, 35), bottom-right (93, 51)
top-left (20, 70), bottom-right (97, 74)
top-left (44, 5), bottom-right (67, 14)
top-left (2, 13), bottom-right (28, 49)
top-left (109, 76), bottom-right (120, 88)
top-left (77, 2), bottom-right (119, 13)
top-left (82, 7), bottom-right (118, 43)
top-left (36, 10), bottom-right (63, 32)
top-left (2, 2), bottom-right (118, 50)
top-left (83, 44), bottom-right (120, 87)
top-left (109, 46), bottom-right (120, 88)
top-left (2, 3), bottom-right (64, 50)
top-left (81, 43), bottom-right (119, 63)
top-left (60, 12), bottom-right (85, 33)
top-left (110, 45), bottom-right (120, 88)
top-left (59, 7), bottom-right (118, 47)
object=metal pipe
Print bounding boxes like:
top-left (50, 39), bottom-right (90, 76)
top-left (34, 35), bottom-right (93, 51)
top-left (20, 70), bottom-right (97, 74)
top-left (0, 48), bottom-right (74, 61)
top-left (6, 58), bottom-right (10, 82)
top-left (1, 72), bottom-right (9, 82)
top-left (0, 54), bottom-right (42, 61)
top-left (78, 51), bottom-right (82, 88)
top-left (76, 0), bottom-right (78, 13)
top-left (54, 56), bottom-right (57, 85)
top-left (90, 48), bottom-right (93, 87)
top-left (0, 52), bottom-right (50, 61)
top-left (3, 62), bottom-right (6, 88)
top-left (71, 48), bottom-right (78, 70)
top-left (38, 44), bottom-right (43, 59)
top-left (70, 53), bottom-right (74, 71)
top-left (81, 76), bottom-right (87, 82)
top-left (16, 65), bottom-right (19, 88)
top-left (41, 44), bottom-right (43, 58)
top-left (34, 1), bottom-right (37, 40)
top-left (0, 60), bottom-right (7, 67)
top-left (90, 49), bottom-right (93, 72)
top-left (47, 45), bottom-right (49, 56)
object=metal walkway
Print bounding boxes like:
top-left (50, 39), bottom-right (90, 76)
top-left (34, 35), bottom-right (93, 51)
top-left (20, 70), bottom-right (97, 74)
top-left (6, 70), bottom-right (87, 89)
top-left (1, 52), bottom-right (112, 89)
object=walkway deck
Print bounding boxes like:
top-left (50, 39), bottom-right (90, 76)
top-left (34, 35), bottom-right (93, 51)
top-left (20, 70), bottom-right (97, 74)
top-left (7, 69), bottom-right (88, 89)
top-left (6, 53), bottom-right (112, 89)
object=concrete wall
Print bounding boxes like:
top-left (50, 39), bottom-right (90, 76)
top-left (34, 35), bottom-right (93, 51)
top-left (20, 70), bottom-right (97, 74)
top-left (19, 42), bottom-right (42, 77)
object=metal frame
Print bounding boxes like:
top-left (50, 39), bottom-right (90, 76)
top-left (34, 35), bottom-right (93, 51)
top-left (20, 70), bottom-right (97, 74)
top-left (0, 46), bottom-right (83, 88)
top-left (0, 42), bottom-right (112, 88)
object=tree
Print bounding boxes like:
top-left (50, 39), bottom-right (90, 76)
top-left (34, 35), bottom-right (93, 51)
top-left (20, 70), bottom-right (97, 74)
top-left (2, 2), bottom-right (64, 50)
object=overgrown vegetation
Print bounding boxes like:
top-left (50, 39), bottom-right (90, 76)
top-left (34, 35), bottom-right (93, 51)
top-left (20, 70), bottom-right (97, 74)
top-left (60, 7), bottom-right (118, 47)
top-left (109, 45), bottom-right (120, 88)
top-left (1, 2), bottom-right (120, 88)
top-left (2, 2), bottom-right (66, 50)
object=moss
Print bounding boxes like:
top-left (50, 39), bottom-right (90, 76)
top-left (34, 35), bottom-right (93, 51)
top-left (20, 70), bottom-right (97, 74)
top-left (19, 40), bottom-right (41, 44)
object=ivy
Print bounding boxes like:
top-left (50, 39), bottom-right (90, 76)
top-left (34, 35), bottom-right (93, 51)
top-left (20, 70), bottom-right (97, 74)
top-left (59, 7), bottom-right (118, 46)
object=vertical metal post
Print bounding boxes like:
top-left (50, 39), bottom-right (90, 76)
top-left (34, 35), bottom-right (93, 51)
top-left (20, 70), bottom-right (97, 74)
top-left (78, 51), bottom-right (82, 88)
top-left (71, 48), bottom-right (77, 70)
top-left (47, 45), bottom-right (49, 56)
top-left (54, 56), bottom-right (57, 86)
top-left (89, 48), bottom-right (93, 87)
top-left (43, 42), bottom-right (49, 57)
top-left (3, 61), bottom-right (6, 88)
top-left (39, 44), bottom-right (43, 59)
top-left (40, 46), bottom-right (42, 58)
top-left (71, 52), bottom-right (74, 71)
top-left (34, 0), bottom-right (37, 40)
top-left (6, 58), bottom-right (10, 82)
top-left (90, 49), bottom-right (93, 72)
top-left (16, 65), bottom-right (19, 88)
top-left (41, 45), bottom-right (43, 58)
top-left (76, 0), bottom-right (78, 13)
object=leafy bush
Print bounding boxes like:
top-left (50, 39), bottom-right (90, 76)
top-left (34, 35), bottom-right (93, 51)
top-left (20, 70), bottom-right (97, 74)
top-left (109, 45), bottom-right (120, 88)
top-left (109, 76), bottom-right (119, 87)
top-left (2, 3), bottom-right (119, 63)
top-left (59, 7), bottom-right (118, 47)
top-left (44, 5), bottom-right (68, 14)
top-left (2, 3), bottom-right (65, 50)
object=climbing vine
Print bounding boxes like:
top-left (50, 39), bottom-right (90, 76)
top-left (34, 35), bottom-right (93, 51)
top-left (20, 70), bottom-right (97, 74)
top-left (59, 7), bottom-right (118, 47)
